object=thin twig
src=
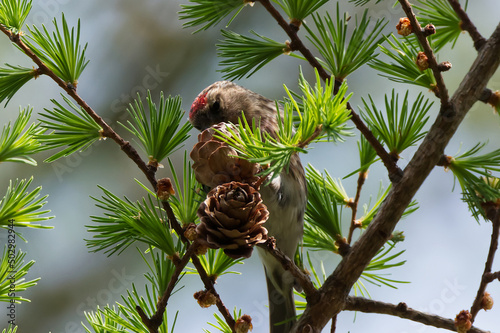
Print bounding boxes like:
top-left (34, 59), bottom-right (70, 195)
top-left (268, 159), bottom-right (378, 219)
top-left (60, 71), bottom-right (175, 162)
top-left (344, 297), bottom-right (490, 333)
top-left (347, 171), bottom-right (367, 244)
top-left (162, 199), bottom-right (235, 330)
top-left (436, 154), bottom-right (453, 168)
top-left (477, 88), bottom-right (500, 111)
top-left (154, 246), bottom-right (195, 330)
top-left (351, 110), bottom-right (403, 182)
top-left (330, 314), bottom-right (337, 333)
top-left (470, 209), bottom-right (500, 322)
top-left (257, 0), bottom-right (402, 182)
top-left (136, 307), bottom-right (156, 333)
top-left (0, 26), bottom-right (237, 333)
top-left (137, 245), bottom-right (195, 333)
top-left (257, 241), bottom-right (318, 301)
top-left (398, 0), bottom-right (450, 107)
top-left (484, 270), bottom-right (500, 283)
top-left (192, 254), bottom-right (236, 330)
top-left (297, 125), bottom-right (323, 149)
top-left (447, 0), bottom-right (486, 50)
top-left (478, 88), bottom-right (493, 104)
top-left (161, 201), bottom-right (237, 331)
top-left (0, 26), bottom-right (158, 187)
top-left (256, 0), bottom-right (329, 80)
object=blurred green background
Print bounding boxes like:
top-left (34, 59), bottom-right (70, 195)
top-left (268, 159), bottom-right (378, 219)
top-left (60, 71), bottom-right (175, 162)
top-left (0, 0), bottom-right (499, 332)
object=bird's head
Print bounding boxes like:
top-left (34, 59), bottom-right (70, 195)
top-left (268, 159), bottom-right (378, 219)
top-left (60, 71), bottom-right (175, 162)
top-left (189, 81), bottom-right (277, 132)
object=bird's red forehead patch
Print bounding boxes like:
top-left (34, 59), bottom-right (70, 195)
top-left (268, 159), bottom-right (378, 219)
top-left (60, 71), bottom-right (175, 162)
top-left (189, 92), bottom-right (208, 119)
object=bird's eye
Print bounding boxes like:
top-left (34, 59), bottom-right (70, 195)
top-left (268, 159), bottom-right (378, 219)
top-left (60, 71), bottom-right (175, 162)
top-left (211, 100), bottom-right (220, 113)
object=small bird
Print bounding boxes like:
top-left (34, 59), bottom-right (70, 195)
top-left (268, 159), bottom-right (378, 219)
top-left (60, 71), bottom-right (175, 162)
top-left (189, 81), bottom-right (307, 333)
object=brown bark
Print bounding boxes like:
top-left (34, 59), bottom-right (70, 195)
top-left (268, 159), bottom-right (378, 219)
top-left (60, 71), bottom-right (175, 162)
top-left (344, 297), bottom-right (490, 333)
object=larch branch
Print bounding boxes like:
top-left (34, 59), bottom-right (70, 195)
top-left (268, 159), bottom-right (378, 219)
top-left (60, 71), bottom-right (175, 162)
top-left (344, 297), bottom-right (490, 333)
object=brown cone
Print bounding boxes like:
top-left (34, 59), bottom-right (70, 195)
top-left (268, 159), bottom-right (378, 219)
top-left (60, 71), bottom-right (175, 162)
top-left (196, 182), bottom-right (268, 259)
top-left (190, 123), bottom-right (260, 188)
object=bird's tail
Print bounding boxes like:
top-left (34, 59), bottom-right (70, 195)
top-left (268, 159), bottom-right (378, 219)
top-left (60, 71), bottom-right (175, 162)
top-left (265, 268), bottom-right (297, 333)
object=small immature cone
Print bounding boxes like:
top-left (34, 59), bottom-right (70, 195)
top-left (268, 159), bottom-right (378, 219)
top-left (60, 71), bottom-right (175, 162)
top-left (437, 61), bottom-right (452, 72)
top-left (481, 291), bottom-right (494, 311)
top-left (396, 17), bottom-right (413, 36)
top-left (157, 178), bottom-right (175, 201)
top-left (390, 230), bottom-right (405, 243)
top-left (194, 242), bottom-right (209, 256)
top-left (193, 289), bottom-right (217, 308)
top-left (416, 52), bottom-right (429, 71)
top-left (190, 122), bottom-right (260, 188)
top-left (183, 223), bottom-right (198, 241)
top-left (454, 310), bottom-right (472, 333)
top-left (197, 182), bottom-right (269, 259)
top-left (423, 24), bottom-right (436, 37)
top-left (235, 314), bottom-right (253, 333)
top-left (489, 90), bottom-right (500, 111)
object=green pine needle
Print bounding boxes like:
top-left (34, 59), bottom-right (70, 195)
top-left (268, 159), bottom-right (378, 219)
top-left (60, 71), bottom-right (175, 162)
top-left (205, 308), bottom-right (243, 333)
top-left (0, 247), bottom-right (40, 303)
top-left (118, 285), bottom-right (176, 332)
top-left (185, 248), bottom-right (243, 280)
top-left (0, 107), bottom-right (44, 165)
top-left (84, 249), bottom-right (181, 333)
top-left (349, 0), bottom-right (385, 6)
top-left (168, 153), bottom-right (203, 226)
top-left (179, 0), bottom-right (251, 33)
top-left (1, 326), bottom-right (17, 333)
top-left (38, 95), bottom-right (102, 163)
top-left (304, 168), bottom-right (344, 251)
top-left (305, 252), bottom-right (326, 289)
top-left (358, 184), bottom-right (418, 228)
top-left (0, 0), bottom-right (32, 34)
top-left (292, 70), bottom-right (352, 142)
top-left (0, 65), bottom-right (37, 105)
top-left (413, 0), bottom-right (467, 52)
top-left (370, 34), bottom-right (437, 90)
top-left (141, 246), bottom-right (184, 297)
top-left (295, 253), bottom-right (326, 311)
top-left (343, 134), bottom-right (379, 178)
top-left (84, 285), bottom-right (177, 333)
top-left (24, 14), bottom-right (89, 87)
top-left (217, 30), bottom-right (288, 80)
top-left (120, 92), bottom-right (192, 167)
top-left (461, 176), bottom-right (500, 222)
top-left (216, 115), bottom-right (304, 179)
top-left (217, 71), bottom-right (351, 178)
top-left (448, 143), bottom-right (500, 221)
top-left (450, 143), bottom-right (500, 176)
top-left (358, 134), bottom-right (378, 173)
top-left (354, 243), bottom-right (408, 297)
top-left (306, 164), bottom-right (350, 203)
top-left (358, 185), bottom-right (390, 228)
top-left (361, 90), bottom-right (432, 157)
top-left (303, 222), bottom-right (339, 253)
top-left (272, 0), bottom-right (329, 22)
top-left (87, 186), bottom-right (176, 256)
top-left (305, 4), bottom-right (388, 80)
top-left (0, 177), bottom-right (53, 229)
top-left (83, 306), bottom-right (124, 333)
